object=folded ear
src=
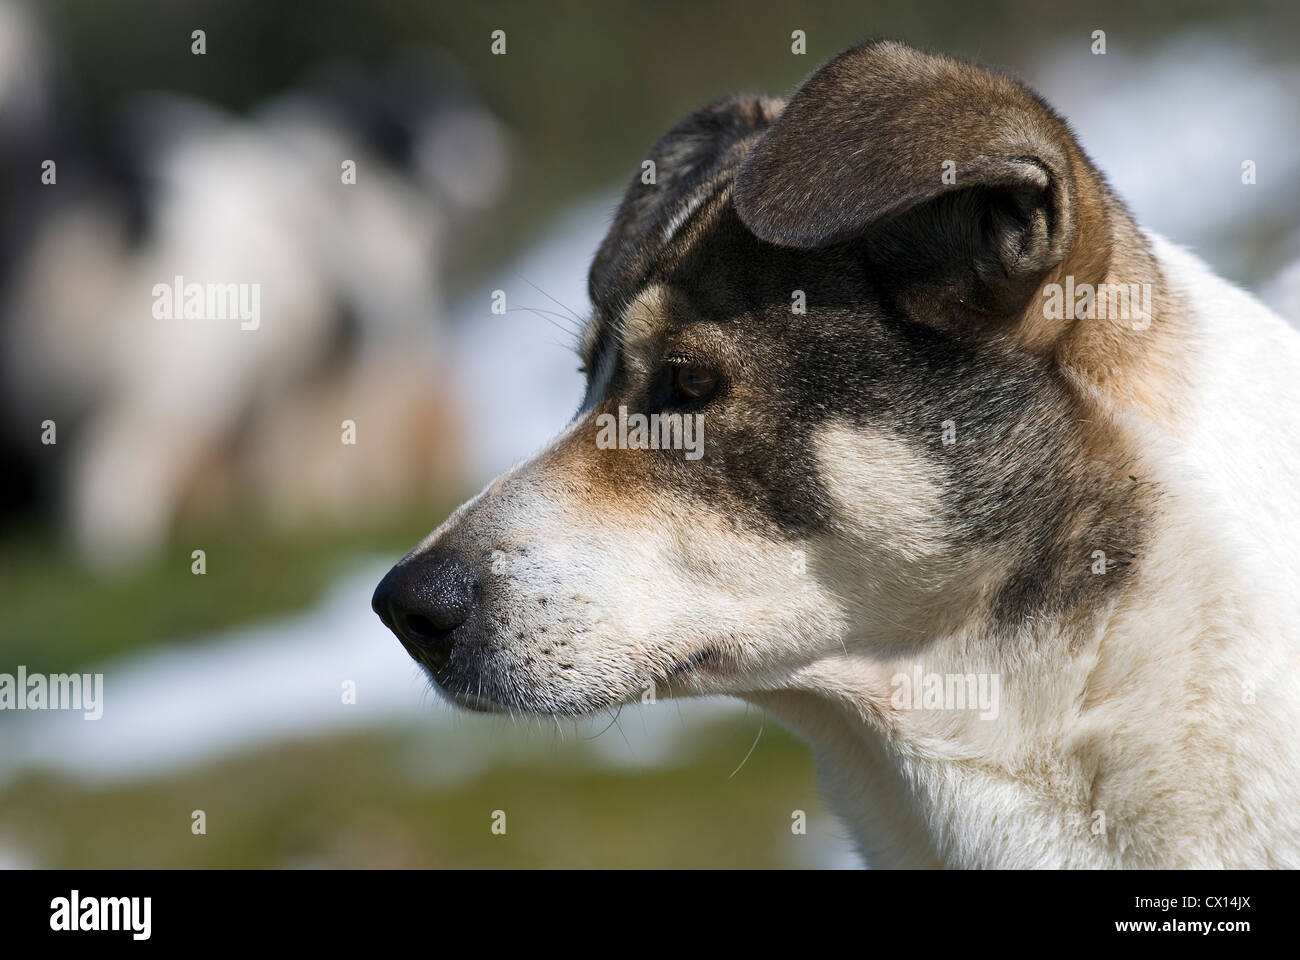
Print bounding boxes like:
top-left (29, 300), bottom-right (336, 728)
top-left (590, 94), bottom-right (783, 312)
top-left (733, 40), bottom-right (1110, 339)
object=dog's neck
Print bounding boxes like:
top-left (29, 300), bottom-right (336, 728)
top-left (748, 257), bottom-right (1300, 867)
top-left (749, 510), bottom-right (1268, 867)
top-left (745, 604), bottom-right (1121, 868)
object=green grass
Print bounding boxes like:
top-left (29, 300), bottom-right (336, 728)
top-left (0, 503), bottom-right (461, 674)
top-left (0, 717), bottom-right (844, 868)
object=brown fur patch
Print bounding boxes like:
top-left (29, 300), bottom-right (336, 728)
top-left (729, 40), bottom-right (1194, 430)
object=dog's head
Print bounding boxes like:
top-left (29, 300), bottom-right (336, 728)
top-left (373, 40), bottom-right (1158, 716)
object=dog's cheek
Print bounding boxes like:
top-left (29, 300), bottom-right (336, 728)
top-left (472, 521), bottom-right (690, 708)
top-left (813, 423), bottom-right (949, 557)
top-left (473, 471), bottom-right (839, 705)
top-left (453, 450), bottom-right (691, 704)
top-left (807, 422), bottom-right (976, 642)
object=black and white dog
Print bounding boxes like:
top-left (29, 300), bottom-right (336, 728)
top-left (374, 40), bottom-right (1300, 868)
top-left (0, 22), bottom-right (503, 564)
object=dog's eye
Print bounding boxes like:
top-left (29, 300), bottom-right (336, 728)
top-left (673, 364), bottom-right (718, 402)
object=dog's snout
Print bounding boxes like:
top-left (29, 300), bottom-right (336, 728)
top-left (371, 553), bottom-right (480, 667)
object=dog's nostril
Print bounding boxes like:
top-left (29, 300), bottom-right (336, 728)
top-left (404, 613), bottom-right (442, 640)
top-left (401, 611), bottom-right (454, 649)
top-left (394, 612), bottom-right (455, 669)
top-left (372, 552), bottom-right (480, 669)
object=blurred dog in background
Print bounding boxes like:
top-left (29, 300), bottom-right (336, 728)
top-left (0, 0), bottom-right (505, 567)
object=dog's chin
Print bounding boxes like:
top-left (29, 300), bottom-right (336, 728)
top-left (425, 645), bottom-right (729, 717)
top-left (441, 689), bottom-right (516, 714)
top-left (424, 662), bottom-right (629, 717)
top-left (436, 682), bottom-right (622, 717)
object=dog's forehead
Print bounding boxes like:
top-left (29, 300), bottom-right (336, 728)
top-left (578, 285), bottom-right (676, 412)
top-left (588, 94), bottom-right (784, 327)
top-left (582, 181), bottom-right (768, 371)
top-left (618, 284), bottom-right (673, 351)
top-left (581, 228), bottom-right (709, 371)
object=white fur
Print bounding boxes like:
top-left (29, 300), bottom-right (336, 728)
top-left (753, 236), bottom-right (1300, 867)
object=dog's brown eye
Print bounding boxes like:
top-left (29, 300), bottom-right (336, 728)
top-left (673, 365), bottom-right (718, 401)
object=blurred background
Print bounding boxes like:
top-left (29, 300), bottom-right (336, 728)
top-left (0, 0), bottom-right (1297, 868)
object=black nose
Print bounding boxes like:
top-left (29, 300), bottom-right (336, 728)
top-left (371, 553), bottom-right (480, 668)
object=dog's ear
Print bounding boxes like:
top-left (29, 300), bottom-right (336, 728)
top-left (590, 94), bottom-right (783, 312)
top-left (733, 40), bottom-right (1110, 341)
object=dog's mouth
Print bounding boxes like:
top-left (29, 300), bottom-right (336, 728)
top-left (426, 642), bottom-right (728, 716)
top-left (663, 645), bottom-right (723, 680)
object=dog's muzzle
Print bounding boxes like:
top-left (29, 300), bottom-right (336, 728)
top-left (371, 552), bottom-right (480, 671)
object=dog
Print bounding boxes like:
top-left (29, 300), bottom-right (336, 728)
top-left (0, 36), bottom-right (502, 565)
top-left (373, 40), bottom-right (1300, 868)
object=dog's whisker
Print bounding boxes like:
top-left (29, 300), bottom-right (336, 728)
top-left (516, 274), bottom-right (587, 324)
top-left (728, 721), bottom-right (764, 780)
top-left (586, 702), bottom-right (623, 742)
top-left (610, 709), bottom-right (633, 753)
top-left (506, 306), bottom-right (581, 343)
top-left (506, 304), bottom-right (582, 328)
